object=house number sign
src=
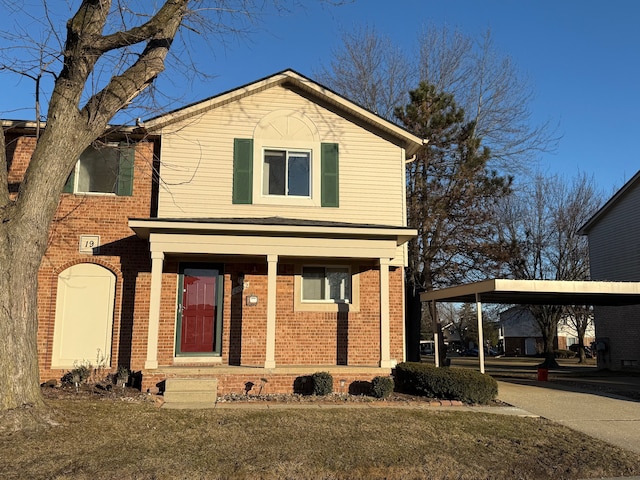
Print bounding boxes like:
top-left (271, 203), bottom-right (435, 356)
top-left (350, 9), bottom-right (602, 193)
top-left (79, 235), bottom-right (100, 254)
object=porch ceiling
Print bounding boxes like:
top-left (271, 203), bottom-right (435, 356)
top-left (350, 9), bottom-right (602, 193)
top-left (129, 217), bottom-right (417, 261)
top-left (420, 279), bottom-right (640, 306)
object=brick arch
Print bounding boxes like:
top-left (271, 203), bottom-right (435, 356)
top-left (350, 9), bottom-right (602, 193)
top-left (53, 257), bottom-right (123, 279)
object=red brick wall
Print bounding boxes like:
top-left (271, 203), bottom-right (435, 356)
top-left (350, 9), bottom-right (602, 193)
top-left (141, 262), bottom-right (404, 369)
top-left (4, 135), bottom-right (157, 382)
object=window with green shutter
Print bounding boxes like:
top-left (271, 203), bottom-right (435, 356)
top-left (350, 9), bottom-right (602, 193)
top-left (63, 142), bottom-right (135, 196)
top-left (233, 138), bottom-right (253, 204)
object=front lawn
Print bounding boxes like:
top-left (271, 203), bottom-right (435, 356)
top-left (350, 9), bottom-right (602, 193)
top-left (1, 398), bottom-right (639, 479)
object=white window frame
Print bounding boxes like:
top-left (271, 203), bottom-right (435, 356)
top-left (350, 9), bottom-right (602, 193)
top-left (262, 147), bottom-right (312, 199)
top-left (294, 264), bottom-right (360, 313)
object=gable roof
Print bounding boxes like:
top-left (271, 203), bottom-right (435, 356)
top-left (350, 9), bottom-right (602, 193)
top-left (579, 170), bottom-right (640, 234)
top-left (143, 69), bottom-right (425, 158)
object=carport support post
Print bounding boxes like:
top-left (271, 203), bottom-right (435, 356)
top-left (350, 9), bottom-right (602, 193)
top-left (431, 300), bottom-right (440, 368)
top-left (476, 293), bottom-right (485, 374)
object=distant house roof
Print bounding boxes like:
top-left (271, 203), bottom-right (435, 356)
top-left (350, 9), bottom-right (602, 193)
top-left (579, 170), bottom-right (640, 235)
top-left (142, 69), bottom-right (426, 158)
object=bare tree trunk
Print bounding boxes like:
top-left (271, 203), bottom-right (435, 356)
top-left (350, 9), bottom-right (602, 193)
top-left (0, 213), bottom-right (47, 414)
top-left (0, 1), bottom-right (189, 425)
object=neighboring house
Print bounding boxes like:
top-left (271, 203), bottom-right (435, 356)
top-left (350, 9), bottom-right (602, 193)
top-left (579, 171), bottom-right (640, 370)
top-left (4, 70), bottom-right (423, 395)
top-left (498, 307), bottom-right (595, 356)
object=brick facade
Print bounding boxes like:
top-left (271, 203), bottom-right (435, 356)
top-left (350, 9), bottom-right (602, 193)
top-left (20, 137), bottom-right (157, 383)
top-left (133, 260), bottom-right (404, 393)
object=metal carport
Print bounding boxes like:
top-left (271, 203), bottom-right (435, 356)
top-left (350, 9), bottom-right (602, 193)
top-left (420, 279), bottom-right (640, 373)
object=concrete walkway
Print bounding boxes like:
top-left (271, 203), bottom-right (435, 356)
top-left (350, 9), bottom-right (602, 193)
top-left (497, 379), bottom-right (640, 454)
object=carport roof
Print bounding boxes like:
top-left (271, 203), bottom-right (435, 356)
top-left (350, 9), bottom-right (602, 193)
top-left (420, 279), bottom-right (640, 306)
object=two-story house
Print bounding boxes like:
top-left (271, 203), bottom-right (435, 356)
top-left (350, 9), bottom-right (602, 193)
top-left (498, 306), bottom-right (595, 356)
top-left (6, 70), bottom-right (422, 396)
top-left (579, 170), bottom-right (640, 370)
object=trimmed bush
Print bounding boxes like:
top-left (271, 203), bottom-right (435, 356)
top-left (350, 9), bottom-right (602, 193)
top-left (348, 380), bottom-right (372, 396)
top-left (312, 371), bottom-right (333, 396)
top-left (371, 376), bottom-right (394, 399)
top-left (394, 362), bottom-right (497, 404)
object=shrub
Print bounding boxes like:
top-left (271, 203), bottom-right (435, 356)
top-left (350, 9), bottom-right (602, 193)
top-left (394, 362), bottom-right (497, 404)
top-left (371, 376), bottom-right (394, 398)
top-left (348, 380), bottom-right (372, 396)
top-left (61, 362), bottom-right (92, 385)
top-left (312, 371), bottom-right (333, 396)
top-left (293, 375), bottom-right (314, 395)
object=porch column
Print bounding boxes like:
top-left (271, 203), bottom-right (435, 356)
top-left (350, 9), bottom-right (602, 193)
top-left (264, 253), bottom-right (278, 368)
top-left (379, 258), bottom-right (395, 368)
top-left (145, 251), bottom-right (164, 369)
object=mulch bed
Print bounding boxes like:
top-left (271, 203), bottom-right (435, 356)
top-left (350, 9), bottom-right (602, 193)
top-left (41, 383), bottom-right (509, 407)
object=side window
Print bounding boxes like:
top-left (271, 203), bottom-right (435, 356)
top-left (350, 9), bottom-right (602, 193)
top-left (77, 145), bottom-right (120, 193)
top-left (263, 149), bottom-right (311, 197)
top-left (302, 266), bottom-right (351, 303)
top-left (63, 142), bottom-right (134, 196)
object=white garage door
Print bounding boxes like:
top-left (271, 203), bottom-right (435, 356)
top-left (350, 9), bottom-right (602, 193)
top-left (51, 263), bottom-right (116, 368)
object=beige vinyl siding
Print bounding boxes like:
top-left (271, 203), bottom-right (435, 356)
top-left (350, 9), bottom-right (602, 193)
top-left (587, 183), bottom-right (640, 281)
top-left (156, 85), bottom-right (406, 227)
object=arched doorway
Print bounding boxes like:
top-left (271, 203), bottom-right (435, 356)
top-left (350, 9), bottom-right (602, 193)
top-left (51, 263), bottom-right (116, 368)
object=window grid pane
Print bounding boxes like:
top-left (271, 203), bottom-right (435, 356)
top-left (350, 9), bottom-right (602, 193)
top-left (287, 152), bottom-right (310, 196)
top-left (302, 267), bottom-right (325, 300)
top-left (263, 150), bottom-right (286, 195)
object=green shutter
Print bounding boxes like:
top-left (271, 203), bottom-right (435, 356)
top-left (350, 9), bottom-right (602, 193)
top-left (117, 142), bottom-right (135, 196)
top-left (321, 143), bottom-right (339, 207)
top-left (62, 168), bottom-right (75, 193)
top-left (233, 138), bottom-right (253, 204)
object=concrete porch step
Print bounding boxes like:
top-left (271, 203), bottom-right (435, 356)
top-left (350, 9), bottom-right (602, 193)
top-left (162, 378), bottom-right (218, 409)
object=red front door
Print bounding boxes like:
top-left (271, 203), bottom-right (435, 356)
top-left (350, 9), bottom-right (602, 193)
top-left (179, 267), bottom-right (220, 353)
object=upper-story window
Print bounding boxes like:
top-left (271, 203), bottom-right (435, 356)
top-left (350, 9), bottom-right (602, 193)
top-left (63, 142), bottom-right (135, 196)
top-left (232, 111), bottom-right (338, 207)
top-left (263, 149), bottom-right (311, 197)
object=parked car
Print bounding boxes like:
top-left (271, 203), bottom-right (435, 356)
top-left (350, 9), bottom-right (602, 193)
top-left (420, 340), bottom-right (435, 355)
top-left (460, 347), bottom-right (498, 357)
top-left (460, 348), bottom-right (479, 357)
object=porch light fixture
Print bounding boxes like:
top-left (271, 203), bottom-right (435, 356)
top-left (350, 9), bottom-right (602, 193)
top-left (246, 295), bottom-right (258, 306)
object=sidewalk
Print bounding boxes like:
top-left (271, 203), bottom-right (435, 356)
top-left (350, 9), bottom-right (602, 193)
top-left (497, 378), bottom-right (640, 454)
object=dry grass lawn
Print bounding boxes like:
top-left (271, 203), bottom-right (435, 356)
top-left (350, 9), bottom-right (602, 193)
top-left (1, 398), bottom-right (640, 480)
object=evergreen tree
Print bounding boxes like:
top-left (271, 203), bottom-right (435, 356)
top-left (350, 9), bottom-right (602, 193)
top-left (396, 82), bottom-right (511, 364)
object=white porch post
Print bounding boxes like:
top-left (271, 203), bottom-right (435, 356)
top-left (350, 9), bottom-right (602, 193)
top-left (145, 251), bottom-right (164, 369)
top-left (379, 258), bottom-right (395, 368)
top-left (476, 293), bottom-right (485, 374)
top-left (264, 254), bottom-right (278, 369)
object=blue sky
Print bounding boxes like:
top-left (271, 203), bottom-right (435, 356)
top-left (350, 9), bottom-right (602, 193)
top-left (1, 0), bottom-right (639, 195)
